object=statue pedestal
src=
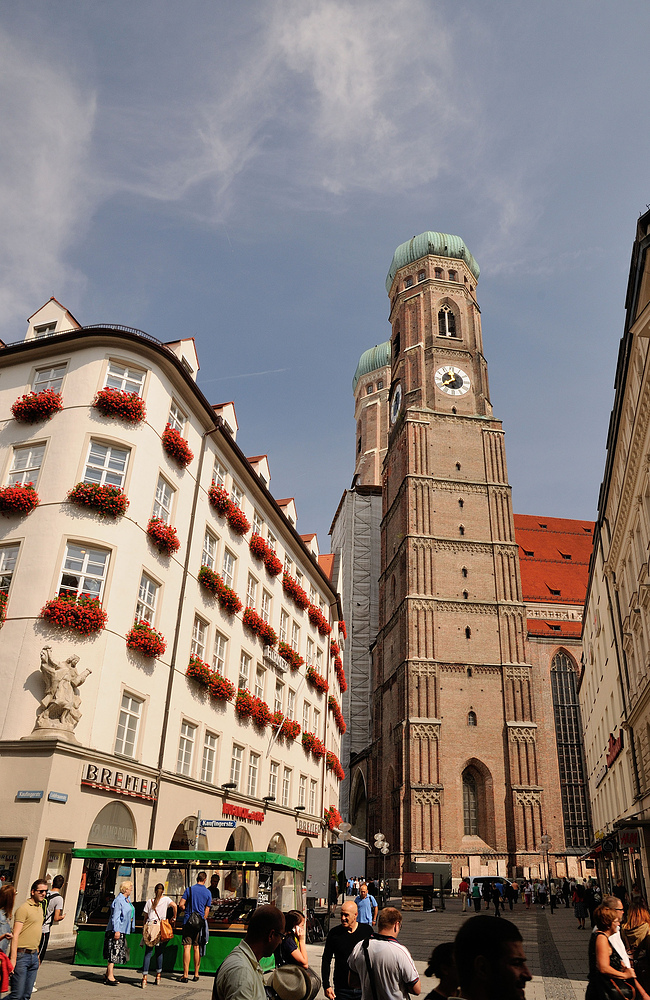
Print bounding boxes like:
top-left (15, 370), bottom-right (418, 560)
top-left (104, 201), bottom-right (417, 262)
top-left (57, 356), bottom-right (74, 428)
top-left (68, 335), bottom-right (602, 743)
top-left (23, 727), bottom-right (80, 744)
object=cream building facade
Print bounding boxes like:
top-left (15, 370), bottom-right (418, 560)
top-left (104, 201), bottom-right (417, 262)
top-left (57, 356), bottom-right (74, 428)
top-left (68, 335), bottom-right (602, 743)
top-left (0, 300), bottom-right (344, 945)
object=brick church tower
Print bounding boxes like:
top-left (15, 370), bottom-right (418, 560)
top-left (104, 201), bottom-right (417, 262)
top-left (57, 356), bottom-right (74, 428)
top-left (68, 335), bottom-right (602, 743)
top-left (370, 232), bottom-right (555, 877)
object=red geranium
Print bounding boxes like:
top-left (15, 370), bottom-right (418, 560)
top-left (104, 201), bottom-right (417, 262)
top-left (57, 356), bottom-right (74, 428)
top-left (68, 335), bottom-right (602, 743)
top-left (328, 695), bottom-right (346, 734)
top-left (326, 751), bottom-right (345, 781)
top-left (40, 593), bottom-right (107, 635)
top-left (306, 665), bottom-right (329, 694)
top-left (0, 482), bottom-right (39, 516)
top-left (93, 386), bottom-right (146, 423)
top-left (208, 483), bottom-right (231, 516)
top-left (209, 673), bottom-right (235, 701)
top-left (324, 805), bottom-right (342, 831)
top-left (330, 640), bottom-right (341, 658)
top-left (186, 654), bottom-right (212, 686)
top-left (338, 620), bottom-right (347, 640)
top-left (250, 696), bottom-right (272, 728)
top-left (280, 719), bottom-right (301, 742)
top-left (249, 533), bottom-right (267, 559)
top-left (301, 731), bottom-right (326, 757)
top-left (0, 592), bottom-right (7, 629)
top-left (235, 688), bottom-right (254, 718)
top-left (11, 389), bottom-right (63, 423)
top-left (282, 572), bottom-right (309, 610)
top-left (308, 604), bottom-right (332, 636)
top-left (334, 655), bottom-right (347, 692)
top-left (278, 641), bottom-right (304, 670)
top-left (197, 566), bottom-right (243, 614)
top-left (126, 620), bottom-right (167, 658)
top-left (243, 607), bottom-right (277, 647)
top-left (147, 517), bottom-right (180, 555)
top-left (67, 482), bottom-right (129, 518)
top-left (263, 549), bottom-right (282, 577)
top-left (162, 424), bottom-right (193, 468)
top-left (227, 505), bottom-right (250, 536)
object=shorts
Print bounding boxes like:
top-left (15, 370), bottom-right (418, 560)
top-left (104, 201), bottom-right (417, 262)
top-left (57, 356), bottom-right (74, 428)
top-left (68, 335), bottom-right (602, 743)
top-left (182, 921), bottom-right (202, 946)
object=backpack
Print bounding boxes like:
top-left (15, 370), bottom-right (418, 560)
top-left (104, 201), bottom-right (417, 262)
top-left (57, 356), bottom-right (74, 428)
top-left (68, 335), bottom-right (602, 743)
top-left (184, 887), bottom-right (204, 931)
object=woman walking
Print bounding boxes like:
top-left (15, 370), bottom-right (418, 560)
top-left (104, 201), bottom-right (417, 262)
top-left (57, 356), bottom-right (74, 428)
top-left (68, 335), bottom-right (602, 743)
top-left (586, 900), bottom-right (636, 1000)
top-left (141, 883), bottom-right (177, 988)
top-left (0, 885), bottom-right (16, 955)
top-left (573, 880), bottom-right (587, 930)
top-left (623, 902), bottom-right (650, 994)
top-left (103, 880), bottom-right (135, 985)
top-left (524, 882), bottom-right (532, 910)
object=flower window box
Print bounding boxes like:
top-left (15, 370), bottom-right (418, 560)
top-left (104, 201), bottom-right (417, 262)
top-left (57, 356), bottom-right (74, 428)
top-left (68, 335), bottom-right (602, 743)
top-left (0, 592), bottom-right (7, 629)
top-left (330, 640), bottom-right (341, 658)
top-left (338, 620), bottom-right (347, 640)
top-left (263, 549), bottom-right (282, 577)
top-left (209, 673), bottom-right (235, 702)
top-left (198, 565), bottom-right (244, 614)
top-left (278, 641), bottom-right (304, 670)
top-left (308, 604), bottom-right (332, 636)
top-left (280, 719), bottom-right (301, 742)
top-left (328, 695), bottom-right (346, 734)
top-left (126, 621), bottom-right (167, 658)
top-left (334, 654), bottom-right (347, 692)
top-left (93, 387), bottom-right (146, 423)
top-left (67, 482), bottom-right (129, 518)
top-left (162, 424), bottom-right (193, 468)
top-left (301, 731), bottom-right (326, 758)
top-left (40, 593), bottom-right (107, 635)
top-left (306, 665), bottom-right (328, 694)
top-left (324, 805), bottom-right (343, 831)
top-left (282, 572), bottom-right (309, 610)
top-left (11, 389), bottom-right (62, 424)
top-left (249, 533), bottom-right (267, 560)
top-left (243, 607), bottom-right (277, 647)
top-left (235, 689), bottom-right (271, 728)
top-left (208, 484), bottom-right (231, 516)
top-left (0, 483), bottom-right (40, 516)
top-left (147, 517), bottom-right (180, 555)
top-left (227, 505), bottom-right (250, 536)
top-left (186, 654), bottom-right (212, 686)
top-left (326, 751), bottom-right (345, 781)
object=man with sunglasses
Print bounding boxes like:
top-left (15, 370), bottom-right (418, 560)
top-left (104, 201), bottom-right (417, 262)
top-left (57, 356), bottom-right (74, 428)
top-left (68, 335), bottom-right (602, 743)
top-left (8, 880), bottom-right (48, 1000)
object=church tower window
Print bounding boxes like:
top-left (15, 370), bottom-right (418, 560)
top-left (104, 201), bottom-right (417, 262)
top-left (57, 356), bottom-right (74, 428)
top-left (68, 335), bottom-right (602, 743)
top-left (463, 770), bottom-right (479, 834)
top-left (448, 270), bottom-right (457, 281)
top-left (404, 276), bottom-right (413, 288)
top-left (551, 652), bottom-right (590, 846)
top-left (438, 306), bottom-right (457, 338)
top-left (468, 711), bottom-right (477, 726)
top-left (418, 270), bottom-right (426, 282)
top-left (434, 267), bottom-right (443, 279)
top-left (465, 626), bottom-right (471, 639)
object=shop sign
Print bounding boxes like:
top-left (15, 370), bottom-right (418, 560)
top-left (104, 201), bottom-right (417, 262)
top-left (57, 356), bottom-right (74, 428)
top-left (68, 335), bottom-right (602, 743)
top-left (606, 731), bottom-right (624, 767)
top-left (620, 829), bottom-right (640, 849)
top-left (81, 763), bottom-right (158, 801)
top-left (48, 791), bottom-right (68, 803)
top-left (263, 645), bottom-right (285, 671)
top-left (16, 790), bottom-right (43, 800)
top-left (222, 802), bottom-right (264, 823)
top-left (595, 765), bottom-right (608, 788)
top-left (297, 819), bottom-right (320, 837)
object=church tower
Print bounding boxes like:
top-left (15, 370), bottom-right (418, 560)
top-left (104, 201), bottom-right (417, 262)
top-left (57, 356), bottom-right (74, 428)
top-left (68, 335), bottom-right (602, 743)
top-left (370, 232), bottom-right (546, 877)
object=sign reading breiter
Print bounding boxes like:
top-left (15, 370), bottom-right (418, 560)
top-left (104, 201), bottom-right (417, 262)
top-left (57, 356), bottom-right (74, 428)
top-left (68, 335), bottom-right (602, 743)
top-left (81, 763), bottom-right (158, 801)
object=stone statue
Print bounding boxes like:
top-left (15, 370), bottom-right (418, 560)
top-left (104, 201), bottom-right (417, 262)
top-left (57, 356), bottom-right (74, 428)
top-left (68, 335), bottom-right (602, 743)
top-left (34, 646), bottom-right (92, 734)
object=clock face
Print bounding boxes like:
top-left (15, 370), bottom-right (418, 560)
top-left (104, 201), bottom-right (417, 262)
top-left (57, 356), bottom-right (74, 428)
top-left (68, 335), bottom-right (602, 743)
top-left (390, 382), bottom-right (402, 424)
top-left (435, 365), bottom-right (471, 396)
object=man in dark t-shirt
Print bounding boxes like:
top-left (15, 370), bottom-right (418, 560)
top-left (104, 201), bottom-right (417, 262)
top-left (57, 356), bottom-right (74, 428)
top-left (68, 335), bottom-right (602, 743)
top-left (322, 901), bottom-right (372, 1000)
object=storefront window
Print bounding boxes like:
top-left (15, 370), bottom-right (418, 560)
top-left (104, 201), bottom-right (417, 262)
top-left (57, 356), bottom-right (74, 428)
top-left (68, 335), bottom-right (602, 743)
top-left (0, 839), bottom-right (24, 884)
top-left (88, 802), bottom-right (136, 849)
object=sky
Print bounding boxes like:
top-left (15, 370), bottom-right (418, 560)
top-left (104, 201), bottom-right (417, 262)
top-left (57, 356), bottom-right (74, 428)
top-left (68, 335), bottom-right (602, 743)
top-left (1, 1), bottom-right (649, 546)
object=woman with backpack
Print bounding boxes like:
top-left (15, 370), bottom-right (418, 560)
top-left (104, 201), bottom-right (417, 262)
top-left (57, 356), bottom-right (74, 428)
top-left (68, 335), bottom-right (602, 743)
top-left (140, 883), bottom-right (177, 988)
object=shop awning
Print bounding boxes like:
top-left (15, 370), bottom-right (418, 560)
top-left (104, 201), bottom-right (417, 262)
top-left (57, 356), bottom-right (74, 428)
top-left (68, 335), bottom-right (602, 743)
top-left (71, 848), bottom-right (303, 871)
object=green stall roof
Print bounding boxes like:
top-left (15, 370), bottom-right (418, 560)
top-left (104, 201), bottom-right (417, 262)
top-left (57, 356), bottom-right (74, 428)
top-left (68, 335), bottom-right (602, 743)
top-left (71, 848), bottom-right (303, 871)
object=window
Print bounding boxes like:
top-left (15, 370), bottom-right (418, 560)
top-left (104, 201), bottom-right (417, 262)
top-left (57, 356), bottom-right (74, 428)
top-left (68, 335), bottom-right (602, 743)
top-left (366, 384), bottom-right (374, 395)
top-left (267, 532), bottom-right (276, 552)
top-left (468, 711), bottom-right (477, 727)
top-left (222, 550), bottom-right (235, 588)
top-left (255, 667), bottom-right (265, 700)
top-left (282, 768), bottom-right (291, 807)
top-left (313, 709), bottom-right (320, 735)
top-left (246, 574), bottom-right (258, 609)
top-left (177, 721), bottom-right (196, 776)
top-left (231, 483), bottom-right (243, 509)
top-left (201, 732), bottom-right (218, 784)
top-left (248, 753), bottom-right (259, 797)
top-left (230, 745), bottom-right (243, 789)
top-left (279, 610), bottom-right (289, 643)
top-left (465, 627), bottom-right (471, 639)
top-left (106, 361), bottom-right (145, 395)
top-left (284, 555), bottom-right (292, 574)
top-left (261, 591), bottom-right (271, 624)
top-left (8, 444), bottom-right (45, 486)
top-left (268, 762), bottom-right (279, 798)
top-left (167, 400), bottom-right (186, 434)
top-left (523, 549), bottom-right (534, 557)
top-left (463, 590), bottom-right (469, 600)
top-left (377, 380), bottom-right (384, 389)
top-left (309, 586), bottom-right (316, 604)
top-left (291, 621), bottom-right (300, 652)
top-left (463, 770), bottom-right (479, 835)
top-left (438, 306), bottom-right (457, 337)
top-left (59, 544), bottom-right (109, 598)
top-left (459, 525), bottom-right (465, 536)
top-left (33, 363), bottom-right (66, 392)
top-left (306, 638), bottom-right (314, 667)
top-left (316, 648), bottom-right (323, 672)
top-left (404, 276), bottom-right (413, 288)
top-left (287, 689), bottom-right (296, 720)
top-left (202, 530), bottom-right (217, 570)
top-left (434, 267), bottom-right (443, 279)
top-left (0, 543), bottom-right (19, 593)
top-left (34, 322), bottom-right (56, 339)
top-left (303, 702), bottom-right (310, 733)
top-left (418, 270), bottom-right (426, 282)
top-left (135, 572), bottom-right (158, 624)
top-left (548, 587), bottom-right (561, 596)
top-left (296, 570), bottom-right (303, 588)
top-left (239, 652), bottom-right (251, 690)
top-left (191, 617), bottom-right (207, 659)
top-left (309, 780), bottom-right (317, 814)
top-left (561, 552), bottom-right (572, 560)
top-left (551, 652), bottom-right (590, 847)
top-left (458, 498), bottom-right (464, 508)
top-left (253, 511), bottom-right (263, 536)
top-left (274, 681), bottom-right (284, 714)
top-left (299, 775), bottom-right (307, 808)
top-left (84, 442), bottom-right (129, 489)
top-left (213, 632), bottom-right (227, 674)
top-left (448, 270), bottom-right (457, 281)
top-left (462, 567), bottom-right (468, 578)
top-left (213, 462), bottom-right (226, 488)
top-left (115, 693), bottom-right (142, 758)
top-left (393, 331), bottom-right (400, 358)
top-left (153, 476), bottom-right (174, 524)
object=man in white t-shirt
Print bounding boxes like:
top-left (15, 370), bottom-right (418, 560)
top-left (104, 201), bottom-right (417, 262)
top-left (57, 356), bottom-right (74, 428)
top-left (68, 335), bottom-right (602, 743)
top-left (38, 876), bottom-right (65, 962)
top-left (348, 907), bottom-right (420, 1000)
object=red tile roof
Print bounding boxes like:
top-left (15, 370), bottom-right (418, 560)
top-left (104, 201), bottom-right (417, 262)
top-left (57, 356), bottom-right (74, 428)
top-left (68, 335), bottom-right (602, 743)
top-left (526, 619), bottom-right (583, 638)
top-left (514, 513), bottom-right (594, 606)
top-left (319, 554), bottom-right (335, 579)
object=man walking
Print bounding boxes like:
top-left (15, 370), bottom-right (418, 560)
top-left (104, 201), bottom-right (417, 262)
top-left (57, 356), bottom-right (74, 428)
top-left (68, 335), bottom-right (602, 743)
top-left (458, 878), bottom-right (470, 913)
top-left (322, 901), bottom-right (372, 1000)
top-left (349, 907), bottom-right (420, 1000)
top-left (8, 880), bottom-right (47, 1000)
top-left (38, 876), bottom-right (66, 962)
top-left (214, 905), bottom-right (284, 1000)
top-left (179, 871), bottom-right (212, 983)
top-left (354, 884), bottom-right (378, 927)
top-left (454, 915), bottom-right (532, 1000)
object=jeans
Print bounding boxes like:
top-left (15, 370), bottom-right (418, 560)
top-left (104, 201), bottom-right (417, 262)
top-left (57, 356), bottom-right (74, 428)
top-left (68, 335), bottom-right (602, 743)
top-left (143, 943), bottom-right (165, 974)
top-left (10, 950), bottom-right (39, 1000)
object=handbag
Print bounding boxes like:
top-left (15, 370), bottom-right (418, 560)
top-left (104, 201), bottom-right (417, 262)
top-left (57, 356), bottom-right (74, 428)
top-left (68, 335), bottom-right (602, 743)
top-left (142, 920), bottom-right (161, 946)
top-left (160, 919), bottom-right (174, 942)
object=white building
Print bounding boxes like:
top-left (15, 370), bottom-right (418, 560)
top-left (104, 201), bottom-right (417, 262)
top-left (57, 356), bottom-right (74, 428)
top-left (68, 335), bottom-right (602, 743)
top-left (0, 299), bottom-right (344, 943)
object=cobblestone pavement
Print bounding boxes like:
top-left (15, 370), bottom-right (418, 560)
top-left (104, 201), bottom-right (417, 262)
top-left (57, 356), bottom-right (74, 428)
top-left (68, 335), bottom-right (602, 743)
top-left (31, 900), bottom-right (590, 1000)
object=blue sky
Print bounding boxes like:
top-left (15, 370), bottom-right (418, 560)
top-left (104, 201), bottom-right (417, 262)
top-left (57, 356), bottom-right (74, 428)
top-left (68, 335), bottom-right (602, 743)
top-left (1, 1), bottom-right (649, 545)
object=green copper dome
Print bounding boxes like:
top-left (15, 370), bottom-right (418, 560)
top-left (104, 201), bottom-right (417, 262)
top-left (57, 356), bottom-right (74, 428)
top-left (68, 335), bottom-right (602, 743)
top-left (353, 341), bottom-right (391, 391)
top-left (385, 231), bottom-right (480, 293)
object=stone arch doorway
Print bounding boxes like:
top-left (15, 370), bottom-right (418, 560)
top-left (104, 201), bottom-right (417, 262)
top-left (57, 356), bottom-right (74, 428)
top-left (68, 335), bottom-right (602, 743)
top-left (225, 825), bottom-right (253, 852)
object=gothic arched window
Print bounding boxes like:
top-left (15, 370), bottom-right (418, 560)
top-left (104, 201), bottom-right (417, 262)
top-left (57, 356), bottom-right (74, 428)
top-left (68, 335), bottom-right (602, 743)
top-left (463, 771), bottom-right (478, 835)
top-left (438, 306), bottom-right (457, 338)
top-left (551, 652), bottom-right (590, 847)
top-left (468, 711), bottom-right (477, 726)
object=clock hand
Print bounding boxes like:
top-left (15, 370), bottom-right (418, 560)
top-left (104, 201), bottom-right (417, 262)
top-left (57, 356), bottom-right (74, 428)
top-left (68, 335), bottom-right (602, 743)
top-left (443, 371), bottom-right (455, 385)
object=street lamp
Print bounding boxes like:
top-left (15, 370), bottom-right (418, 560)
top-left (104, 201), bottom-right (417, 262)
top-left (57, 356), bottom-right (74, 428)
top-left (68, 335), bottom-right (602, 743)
top-left (262, 796), bottom-right (275, 808)
top-left (374, 833), bottom-right (390, 905)
top-left (221, 782), bottom-right (237, 791)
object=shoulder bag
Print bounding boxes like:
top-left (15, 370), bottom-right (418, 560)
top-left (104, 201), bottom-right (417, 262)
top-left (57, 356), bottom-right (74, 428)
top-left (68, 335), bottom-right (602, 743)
top-left (362, 938), bottom-right (380, 1000)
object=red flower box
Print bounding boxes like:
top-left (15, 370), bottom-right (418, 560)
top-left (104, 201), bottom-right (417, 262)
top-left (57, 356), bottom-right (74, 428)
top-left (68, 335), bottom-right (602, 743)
top-left (126, 620), bottom-right (167, 658)
top-left (282, 572), bottom-right (309, 610)
top-left (209, 673), bottom-right (235, 701)
top-left (278, 641), bottom-right (304, 670)
top-left (0, 482), bottom-right (39, 516)
top-left (198, 565), bottom-right (221, 597)
top-left (198, 566), bottom-right (243, 614)
top-left (67, 482), bottom-right (129, 518)
top-left (147, 517), bottom-right (180, 555)
top-left (306, 665), bottom-right (329, 694)
top-left (235, 689), bottom-right (272, 727)
top-left (263, 549), bottom-right (282, 577)
top-left (243, 607), bottom-right (277, 647)
top-left (208, 484), bottom-right (231, 516)
top-left (0, 592), bottom-right (7, 629)
top-left (338, 620), bottom-right (347, 640)
top-left (301, 731), bottom-right (326, 757)
top-left (249, 534), bottom-right (267, 559)
top-left (235, 688), bottom-right (254, 717)
top-left (186, 654), bottom-right (212, 686)
top-left (308, 604), bottom-right (332, 636)
top-left (330, 640), bottom-right (341, 658)
top-left (334, 655), bottom-right (347, 692)
top-left (326, 751), bottom-right (345, 781)
top-left (93, 386), bottom-right (146, 423)
top-left (11, 389), bottom-right (62, 423)
top-left (280, 719), bottom-right (301, 742)
top-left (324, 805), bottom-right (343, 831)
top-left (40, 593), bottom-right (107, 635)
top-left (162, 424), bottom-right (193, 467)
top-left (328, 695), bottom-right (346, 734)
top-left (227, 505), bottom-right (250, 536)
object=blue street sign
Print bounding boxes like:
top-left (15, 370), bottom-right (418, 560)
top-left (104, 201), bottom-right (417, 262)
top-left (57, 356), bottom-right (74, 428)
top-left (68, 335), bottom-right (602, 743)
top-left (48, 791), bottom-right (68, 803)
top-left (16, 790), bottom-right (43, 800)
top-left (199, 820), bottom-right (236, 828)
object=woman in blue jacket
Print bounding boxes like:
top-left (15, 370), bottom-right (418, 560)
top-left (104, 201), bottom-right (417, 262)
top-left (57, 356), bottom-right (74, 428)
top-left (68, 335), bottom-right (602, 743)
top-left (103, 880), bottom-right (135, 985)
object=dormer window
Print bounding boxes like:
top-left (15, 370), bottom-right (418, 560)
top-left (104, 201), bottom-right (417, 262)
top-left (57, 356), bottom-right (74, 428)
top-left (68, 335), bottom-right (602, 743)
top-left (438, 306), bottom-right (457, 338)
top-left (34, 322), bottom-right (57, 339)
top-left (560, 552), bottom-right (572, 560)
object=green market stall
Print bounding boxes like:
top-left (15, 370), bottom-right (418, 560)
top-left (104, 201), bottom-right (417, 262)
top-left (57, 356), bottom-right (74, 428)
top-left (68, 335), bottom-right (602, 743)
top-left (71, 848), bottom-right (304, 975)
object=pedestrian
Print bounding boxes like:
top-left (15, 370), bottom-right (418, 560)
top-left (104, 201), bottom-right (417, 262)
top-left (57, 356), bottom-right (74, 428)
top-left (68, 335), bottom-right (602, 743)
top-left (471, 882), bottom-right (481, 913)
top-left (423, 943), bottom-right (458, 1000)
top-left (321, 901), bottom-right (372, 1000)
top-left (586, 880), bottom-right (602, 928)
top-left (214, 904), bottom-right (284, 1000)
top-left (140, 882), bottom-right (177, 988)
top-left (458, 879), bottom-right (469, 914)
top-left (0, 884), bottom-right (16, 955)
top-left (481, 881), bottom-right (490, 911)
top-left (562, 878), bottom-right (571, 908)
top-left (8, 880), bottom-right (48, 1000)
top-left (523, 882), bottom-right (532, 910)
top-left (274, 910), bottom-right (309, 969)
top-left (454, 916), bottom-right (532, 1000)
top-left (632, 884), bottom-right (646, 907)
top-left (330, 877), bottom-right (339, 916)
top-left (586, 900), bottom-right (636, 1000)
top-left (338, 871), bottom-right (347, 905)
top-left (209, 874), bottom-right (221, 902)
top-left (491, 884), bottom-right (502, 918)
top-left (537, 881), bottom-right (547, 910)
top-left (179, 870), bottom-right (211, 983)
top-left (573, 880), bottom-right (587, 930)
top-left (348, 906), bottom-right (420, 1000)
top-left (504, 882), bottom-right (516, 911)
top-left (622, 901), bottom-right (650, 994)
top-left (103, 879), bottom-right (135, 985)
top-left (38, 875), bottom-right (66, 963)
top-left (614, 879), bottom-right (629, 915)
top-left (354, 884), bottom-right (378, 927)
